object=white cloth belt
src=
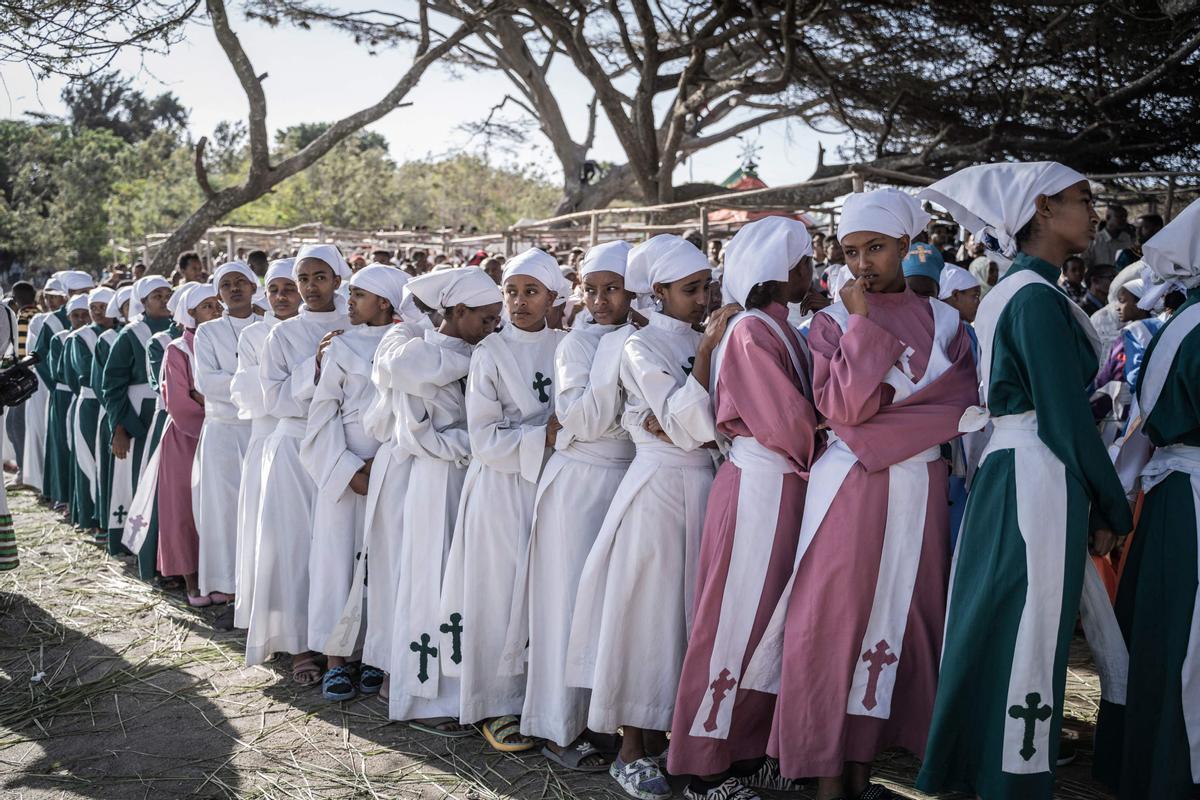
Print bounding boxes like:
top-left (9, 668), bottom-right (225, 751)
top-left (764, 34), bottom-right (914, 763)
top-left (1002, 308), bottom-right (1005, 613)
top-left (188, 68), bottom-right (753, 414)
top-left (205, 411), bottom-right (250, 425)
top-left (127, 384), bottom-right (157, 404)
top-left (78, 387), bottom-right (96, 400)
top-left (344, 422), bottom-right (381, 461)
top-left (274, 417), bottom-right (307, 438)
top-left (250, 416), bottom-right (276, 438)
top-left (633, 439), bottom-right (715, 468)
top-left (55, 382), bottom-right (71, 392)
top-left (728, 435), bottom-right (791, 473)
top-left (1141, 443), bottom-right (1200, 492)
top-left (558, 436), bottom-right (635, 466)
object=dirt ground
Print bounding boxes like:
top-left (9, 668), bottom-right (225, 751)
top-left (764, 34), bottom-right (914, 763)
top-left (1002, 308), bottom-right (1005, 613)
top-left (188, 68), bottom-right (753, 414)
top-left (0, 486), bottom-right (1112, 800)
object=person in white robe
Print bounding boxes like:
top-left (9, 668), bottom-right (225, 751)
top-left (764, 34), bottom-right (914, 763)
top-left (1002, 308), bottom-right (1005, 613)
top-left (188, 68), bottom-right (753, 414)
top-left (22, 276), bottom-right (68, 495)
top-left (245, 245), bottom-right (350, 684)
top-left (301, 265), bottom-right (410, 702)
top-left (379, 267), bottom-right (501, 734)
top-left (230, 260), bottom-right (299, 630)
top-left (499, 240), bottom-right (637, 767)
top-left (439, 248), bottom-right (565, 750)
top-left (565, 235), bottom-right (721, 800)
top-left (192, 261), bottom-right (262, 602)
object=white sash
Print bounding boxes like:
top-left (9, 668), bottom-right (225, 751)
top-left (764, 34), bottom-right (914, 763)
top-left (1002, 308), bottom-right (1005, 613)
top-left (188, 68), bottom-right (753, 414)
top-left (71, 328), bottom-right (101, 492)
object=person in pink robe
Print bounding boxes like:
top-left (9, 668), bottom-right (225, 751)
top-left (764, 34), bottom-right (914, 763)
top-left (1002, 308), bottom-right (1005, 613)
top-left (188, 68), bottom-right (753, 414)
top-left (157, 285), bottom-right (223, 606)
top-left (764, 190), bottom-right (978, 800)
top-left (668, 217), bottom-right (821, 800)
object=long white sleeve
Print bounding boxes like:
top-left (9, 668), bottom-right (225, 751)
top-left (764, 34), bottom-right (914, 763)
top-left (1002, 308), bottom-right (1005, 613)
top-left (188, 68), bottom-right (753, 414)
top-left (622, 337), bottom-right (714, 452)
top-left (230, 326), bottom-right (268, 419)
top-left (300, 341), bottom-right (363, 495)
top-left (466, 347), bottom-right (546, 482)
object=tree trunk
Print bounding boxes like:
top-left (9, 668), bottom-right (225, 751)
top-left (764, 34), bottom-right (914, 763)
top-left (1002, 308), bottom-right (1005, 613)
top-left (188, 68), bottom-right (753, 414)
top-left (553, 163), bottom-right (637, 218)
top-left (147, 189), bottom-right (250, 274)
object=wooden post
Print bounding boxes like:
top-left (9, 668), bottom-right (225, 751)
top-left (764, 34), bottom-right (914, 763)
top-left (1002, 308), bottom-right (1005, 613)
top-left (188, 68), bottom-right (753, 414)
top-left (1165, 176), bottom-right (1176, 221)
top-left (589, 212), bottom-right (599, 246)
top-left (504, 232), bottom-right (514, 257)
top-left (225, 231), bottom-right (235, 261)
top-left (698, 205), bottom-right (709, 248)
top-left (316, 223), bottom-right (325, 243)
top-left (850, 171), bottom-right (865, 193)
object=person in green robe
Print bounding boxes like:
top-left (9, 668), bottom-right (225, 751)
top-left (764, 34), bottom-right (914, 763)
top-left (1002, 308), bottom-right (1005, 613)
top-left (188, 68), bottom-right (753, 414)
top-left (94, 286), bottom-right (131, 556)
top-left (1093, 197), bottom-right (1200, 799)
top-left (914, 162), bottom-right (1134, 800)
top-left (66, 287), bottom-right (119, 542)
top-left (33, 300), bottom-right (70, 505)
top-left (100, 276), bottom-right (174, 579)
top-left (46, 296), bottom-right (92, 510)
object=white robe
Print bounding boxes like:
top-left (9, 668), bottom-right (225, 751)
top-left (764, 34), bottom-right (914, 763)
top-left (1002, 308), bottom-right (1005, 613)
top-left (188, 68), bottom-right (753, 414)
top-left (300, 324), bottom-right (388, 656)
top-left (22, 311), bottom-right (62, 492)
top-left (439, 322), bottom-right (564, 724)
top-left (383, 328), bottom-right (474, 721)
top-left (244, 306), bottom-right (349, 666)
top-left (230, 317), bottom-right (280, 630)
top-left (192, 313), bottom-right (259, 595)
top-left (565, 311), bottom-right (717, 733)
top-left (500, 319), bottom-right (635, 746)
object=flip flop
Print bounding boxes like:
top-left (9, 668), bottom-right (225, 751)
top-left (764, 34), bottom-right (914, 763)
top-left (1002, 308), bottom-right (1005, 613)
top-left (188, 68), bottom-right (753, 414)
top-left (187, 593), bottom-right (213, 608)
top-left (541, 739), bottom-right (611, 772)
top-left (408, 718), bottom-right (476, 738)
top-left (291, 654), bottom-right (322, 686)
top-left (482, 715), bottom-right (537, 752)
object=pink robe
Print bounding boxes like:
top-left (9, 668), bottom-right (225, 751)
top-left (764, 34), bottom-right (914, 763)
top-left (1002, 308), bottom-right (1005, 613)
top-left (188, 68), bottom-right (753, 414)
top-left (157, 330), bottom-right (205, 577)
top-left (669, 303), bottom-right (820, 776)
top-left (768, 289), bottom-right (977, 777)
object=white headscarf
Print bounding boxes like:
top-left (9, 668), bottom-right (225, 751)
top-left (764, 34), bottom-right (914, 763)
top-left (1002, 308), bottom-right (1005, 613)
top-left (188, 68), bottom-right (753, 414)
top-left (937, 265), bottom-right (981, 299)
top-left (581, 240), bottom-right (632, 278)
top-left (918, 161), bottom-right (1087, 258)
top-left (1137, 197), bottom-right (1200, 310)
top-left (87, 286), bottom-right (115, 306)
top-left (721, 216), bottom-right (813, 307)
top-left (43, 276), bottom-right (66, 296)
top-left (838, 188), bottom-right (930, 242)
top-left (1121, 278), bottom-right (1146, 299)
top-left (350, 264), bottom-right (410, 316)
top-left (127, 276), bottom-right (172, 319)
top-left (211, 261), bottom-right (258, 289)
top-left (265, 258), bottom-right (297, 287)
top-left (625, 234), bottom-right (710, 295)
top-left (60, 270), bottom-right (96, 293)
top-left (294, 244), bottom-right (352, 280)
top-left (174, 283), bottom-right (219, 329)
top-left (66, 294), bottom-right (89, 315)
top-left (503, 248), bottom-right (562, 294)
top-left (407, 266), bottom-right (501, 311)
top-left (106, 286), bottom-right (134, 321)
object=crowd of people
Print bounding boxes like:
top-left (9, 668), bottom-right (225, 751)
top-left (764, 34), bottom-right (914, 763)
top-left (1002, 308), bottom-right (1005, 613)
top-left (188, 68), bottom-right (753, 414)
top-left (1, 161), bottom-right (1198, 800)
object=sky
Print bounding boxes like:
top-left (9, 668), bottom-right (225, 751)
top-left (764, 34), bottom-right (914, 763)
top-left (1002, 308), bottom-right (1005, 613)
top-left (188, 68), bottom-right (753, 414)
top-left (0, 5), bottom-right (850, 195)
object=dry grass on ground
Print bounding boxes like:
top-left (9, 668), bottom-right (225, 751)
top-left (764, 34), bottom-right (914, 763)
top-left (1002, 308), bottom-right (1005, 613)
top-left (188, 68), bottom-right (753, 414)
top-left (0, 487), bottom-right (1111, 799)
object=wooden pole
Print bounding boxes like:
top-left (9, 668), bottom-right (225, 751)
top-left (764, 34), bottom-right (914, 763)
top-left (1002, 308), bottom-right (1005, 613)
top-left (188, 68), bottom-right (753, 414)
top-left (589, 212), bottom-right (599, 246)
top-left (1165, 176), bottom-right (1177, 221)
top-left (698, 205), bottom-right (709, 248)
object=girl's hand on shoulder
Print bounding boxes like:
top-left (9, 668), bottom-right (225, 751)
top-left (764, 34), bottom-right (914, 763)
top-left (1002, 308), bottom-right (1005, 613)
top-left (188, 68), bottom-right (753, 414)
top-left (699, 303), bottom-right (742, 352)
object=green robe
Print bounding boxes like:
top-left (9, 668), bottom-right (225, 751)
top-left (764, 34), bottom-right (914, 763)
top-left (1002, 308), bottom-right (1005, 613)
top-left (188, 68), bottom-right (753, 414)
top-left (918, 253), bottom-right (1134, 800)
top-left (99, 314), bottom-right (173, 579)
top-left (92, 326), bottom-right (122, 554)
top-left (37, 309), bottom-right (72, 503)
top-left (66, 324), bottom-right (108, 533)
top-left (1094, 286), bottom-right (1200, 799)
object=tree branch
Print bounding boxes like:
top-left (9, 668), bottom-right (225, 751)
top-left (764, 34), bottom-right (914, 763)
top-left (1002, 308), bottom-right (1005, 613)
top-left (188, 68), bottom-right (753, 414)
top-left (193, 135), bottom-right (216, 199)
top-left (206, 0), bottom-right (270, 178)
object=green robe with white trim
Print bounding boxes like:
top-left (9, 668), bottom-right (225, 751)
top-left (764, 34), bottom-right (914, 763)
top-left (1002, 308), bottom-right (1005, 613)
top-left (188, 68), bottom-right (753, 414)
top-left (67, 324), bottom-right (108, 531)
top-left (1094, 286), bottom-right (1200, 799)
top-left (92, 326), bottom-right (121, 553)
top-left (917, 253), bottom-right (1133, 800)
top-left (38, 311), bottom-right (72, 503)
top-left (100, 315), bottom-right (173, 578)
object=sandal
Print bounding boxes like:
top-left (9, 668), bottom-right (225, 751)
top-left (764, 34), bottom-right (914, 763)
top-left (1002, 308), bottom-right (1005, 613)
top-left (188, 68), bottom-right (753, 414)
top-left (856, 785), bottom-right (902, 800)
top-left (358, 664), bottom-right (385, 695)
top-left (610, 755), bottom-right (671, 800)
top-left (208, 592), bottom-right (233, 605)
top-left (322, 664), bottom-right (358, 701)
top-left (155, 576), bottom-right (183, 591)
top-left (682, 777), bottom-right (761, 800)
top-left (408, 717), bottom-right (476, 738)
top-left (187, 592), bottom-right (213, 608)
top-left (741, 757), bottom-right (804, 791)
top-left (291, 654), bottom-right (322, 686)
top-left (542, 738), bottom-right (611, 772)
top-left (481, 715), bottom-right (537, 752)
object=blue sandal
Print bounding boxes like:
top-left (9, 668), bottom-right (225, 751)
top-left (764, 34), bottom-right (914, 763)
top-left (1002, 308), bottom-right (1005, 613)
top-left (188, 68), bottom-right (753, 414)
top-left (322, 665), bottom-right (357, 702)
top-left (358, 664), bottom-right (385, 695)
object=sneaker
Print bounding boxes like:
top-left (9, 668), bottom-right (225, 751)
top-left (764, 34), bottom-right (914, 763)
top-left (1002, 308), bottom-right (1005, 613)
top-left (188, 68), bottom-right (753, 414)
top-left (683, 777), bottom-right (761, 800)
top-left (741, 757), bottom-right (804, 792)
top-left (610, 756), bottom-right (671, 800)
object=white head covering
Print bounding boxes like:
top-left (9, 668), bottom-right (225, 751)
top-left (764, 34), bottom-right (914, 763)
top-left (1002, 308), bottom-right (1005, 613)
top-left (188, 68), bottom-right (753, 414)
top-left (937, 265), bottom-right (982, 299)
top-left (581, 241), bottom-right (632, 278)
top-left (838, 188), bottom-right (930, 242)
top-left (127, 276), bottom-right (172, 318)
top-left (167, 281), bottom-right (197, 316)
top-left (350, 264), bottom-right (410, 316)
top-left (174, 283), bottom-right (219, 329)
top-left (60, 270), bottom-right (96, 293)
top-left (1121, 278), bottom-right (1146, 299)
top-left (625, 234), bottom-right (710, 295)
top-left (66, 294), bottom-right (89, 315)
top-left (503, 248), bottom-right (562, 294)
top-left (88, 287), bottom-right (115, 308)
top-left (721, 217), bottom-right (813, 306)
top-left (1108, 261), bottom-right (1144, 304)
top-left (406, 266), bottom-right (501, 311)
top-left (294, 244), bottom-right (352, 280)
top-left (211, 261), bottom-right (258, 289)
top-left (265, 258), bottom-right (297, 287)
top-left (43, 276), bottom-right (67, 296)
top-left (1137, 197), bottom-right (1200, 310)
top-left (552, 273), bottom-right (574, 308)
top-left (251, 286), bottom-right (267, 309)
top-left (106, 286), bottom-right (134, 321)
top-left (918, 161), bottom-right (1087, 258)
top-left (827, 263), bottom-right (853, 297)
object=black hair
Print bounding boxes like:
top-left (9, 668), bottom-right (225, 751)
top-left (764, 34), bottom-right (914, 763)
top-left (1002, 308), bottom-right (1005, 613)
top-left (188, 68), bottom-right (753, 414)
top-left (247, 250), bottom-right (268, 266)
top-left (1139, 213), bottom-right (1164, 229)
top-left (744, 281), bottom-right (783, 310)
top-left (178, 250), bottom-right (201, 270)
top-left (1014, 189), bottom-right (1069, 248)
top-left (12, 281), bottom-right (36, 306)
top-left (1164, 290), bottom-right (1187, 314)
